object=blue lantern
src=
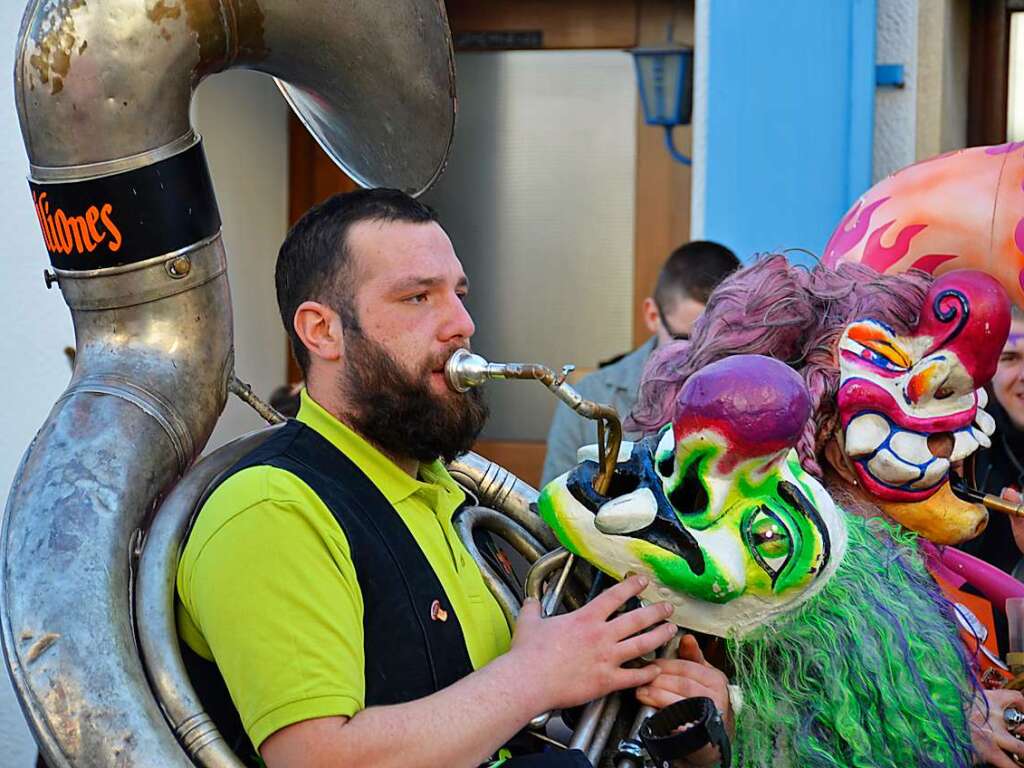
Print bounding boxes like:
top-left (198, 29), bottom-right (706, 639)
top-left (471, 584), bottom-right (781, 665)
top-left (630, 45), bottom-right (694, 165)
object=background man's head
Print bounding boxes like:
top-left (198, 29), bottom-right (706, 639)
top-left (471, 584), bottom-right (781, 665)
top-left (641, 240), bottom-right (740, 345)
top-left (993, 304), bottom-right (1024, 431)
top-left (275, 188), bottom-right (486, 462)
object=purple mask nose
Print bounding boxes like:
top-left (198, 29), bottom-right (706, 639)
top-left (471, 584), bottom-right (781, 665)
top-left (673, 355), bottom-right (812, 461)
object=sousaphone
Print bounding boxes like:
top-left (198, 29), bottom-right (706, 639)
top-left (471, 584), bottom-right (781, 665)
top-left (3, 2), bottom-right (455, 765)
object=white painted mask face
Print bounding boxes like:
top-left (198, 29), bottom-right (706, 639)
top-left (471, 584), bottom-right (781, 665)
top-left (834, 271), bottom-right (1010, 543)
top-left (837, 319), bottom-right (992, 500)
top-left (538, 355), bottom-right (847, 637)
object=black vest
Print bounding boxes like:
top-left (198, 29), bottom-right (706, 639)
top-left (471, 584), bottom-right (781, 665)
top-left (182, 419), bottom-right (476, 757)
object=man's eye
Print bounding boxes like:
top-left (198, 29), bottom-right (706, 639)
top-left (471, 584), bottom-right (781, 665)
top-left (405, 293), bottom-right (428, 304)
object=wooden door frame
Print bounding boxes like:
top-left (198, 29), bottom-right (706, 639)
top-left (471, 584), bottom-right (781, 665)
top-left (969, 0), bottom-right (1012, 146)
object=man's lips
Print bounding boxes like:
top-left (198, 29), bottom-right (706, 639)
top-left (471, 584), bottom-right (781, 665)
top-left (837, 377), bottom-right (975, 433)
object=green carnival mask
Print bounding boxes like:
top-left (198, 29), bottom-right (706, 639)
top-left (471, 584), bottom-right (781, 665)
top-left (538, 355), bottom-right (847, 637)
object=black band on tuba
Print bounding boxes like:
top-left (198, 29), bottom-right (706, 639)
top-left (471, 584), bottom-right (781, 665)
top-left (29, 141), bottom-right (220, 271)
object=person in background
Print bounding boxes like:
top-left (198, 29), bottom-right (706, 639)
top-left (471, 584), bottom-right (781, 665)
top-left (541, 241), bottom-right (739, 486)
top-left (964, 304), bottom-right (1024, 577)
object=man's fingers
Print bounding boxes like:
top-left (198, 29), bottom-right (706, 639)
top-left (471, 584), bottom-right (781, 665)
top-left (677, 633), bottom-right (707, 665)
top-left (636, 684), bottom-right (687, 710)
top-left (587, 575), bottom-right (649, 618)
top-left (648, 659), bottom-right (722, 691)
top-left (981, 733), bottom-right (1024, 768)
top-left (608, 602), bottom-right (673, 638)
top-left (1000, 689), bottom-right (1024, 708)
top-left (1001, 487), bottom-right (1023, 504)
top-left (992, 731), bottom-right (1024, 755)
top-left (615, 622), bottom-right (678, 662)
top-left (979, 745), bottom-right (1020, 768)
top-left (640, 677), bottom-right (712, 704)
top-left (616, 664), bottom-right (662, 691)
top-left (517, 598), bottom-right (542, 624)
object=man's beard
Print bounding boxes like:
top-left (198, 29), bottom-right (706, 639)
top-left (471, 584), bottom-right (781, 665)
top-left (340, 330), bottom-right (489, 465)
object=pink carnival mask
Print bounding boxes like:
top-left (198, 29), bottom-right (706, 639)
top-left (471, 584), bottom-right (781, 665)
top-left (836, 270), bottom-right (1010, 541)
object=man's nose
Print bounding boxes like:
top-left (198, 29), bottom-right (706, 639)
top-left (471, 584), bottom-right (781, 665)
top-left (440, 293), bottom-right (476, 341)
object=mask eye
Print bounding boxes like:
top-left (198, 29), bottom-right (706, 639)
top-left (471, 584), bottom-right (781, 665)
top-left (744, 507), bottom-right (793, 582)
top-left (844, 330), bottom-right (911, 373)
top-left (862, 348), bottom-right (903, 372)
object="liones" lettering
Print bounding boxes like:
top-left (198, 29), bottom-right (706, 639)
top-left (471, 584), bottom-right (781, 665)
top-left (32, 191), bottom-right (123, 257)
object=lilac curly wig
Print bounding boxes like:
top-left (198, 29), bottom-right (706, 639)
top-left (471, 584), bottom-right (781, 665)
top-left (627, 254), bottom-right (933, 477)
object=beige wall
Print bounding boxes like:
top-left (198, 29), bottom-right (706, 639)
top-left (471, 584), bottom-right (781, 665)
top-left (192, 71), bottom-right (290, 450)
top-left (917, 0), bottom-right (970, 158)
top-left (422, 51), bottom-right (638, 442)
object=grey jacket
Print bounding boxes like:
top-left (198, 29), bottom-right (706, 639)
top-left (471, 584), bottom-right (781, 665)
top-left (540, 338), bottom-right (656, 487)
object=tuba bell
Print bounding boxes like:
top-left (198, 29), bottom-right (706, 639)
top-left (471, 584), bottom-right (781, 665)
top-left (3, 1), bottom-right (455, 765)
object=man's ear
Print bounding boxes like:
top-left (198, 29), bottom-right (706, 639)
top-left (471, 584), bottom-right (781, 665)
top-left (293, 301), bottom-right (344, 364)
top-left (641, 297), bottom-right (661, 336)
top-left (824, 433), bottom-right (859, 485)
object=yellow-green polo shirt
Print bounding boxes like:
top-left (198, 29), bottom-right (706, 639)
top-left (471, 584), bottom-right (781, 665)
top-left (176, 389), bottom-right (512, 751)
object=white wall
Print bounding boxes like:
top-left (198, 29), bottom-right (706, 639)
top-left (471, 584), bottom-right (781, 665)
top-left (0, 0), bottom-right (75, 761)
top-left (0, 12), bottom-right (289, 757)
top-left (874, 0), bottom-right (919, 182)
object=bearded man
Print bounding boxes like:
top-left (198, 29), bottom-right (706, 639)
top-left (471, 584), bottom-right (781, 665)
top-left (175, 189), bottom-right (685, 768)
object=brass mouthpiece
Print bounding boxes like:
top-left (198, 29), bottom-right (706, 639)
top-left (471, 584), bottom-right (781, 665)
top-left (949, 476), bottom-right (1024, 517)
top-left (445, 348), bottom-right (515, 392)
top-left (982, 495), bottom-right (1024, 518)
top-left (443, 349), bottom-right (622, 495)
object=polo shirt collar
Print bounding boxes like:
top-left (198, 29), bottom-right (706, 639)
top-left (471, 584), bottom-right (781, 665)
top-left (296, 389), bottom-right (460, 506)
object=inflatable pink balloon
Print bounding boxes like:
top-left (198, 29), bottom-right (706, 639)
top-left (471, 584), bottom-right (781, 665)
top-left (823, 142), bottom-right (1024, 307)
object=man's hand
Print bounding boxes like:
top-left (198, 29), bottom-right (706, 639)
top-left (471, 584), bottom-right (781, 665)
top-left (636, 633), bottom-right (733, 767)
top-left (508, 574), bottom-right (678, 712)
top-left (262, 575), bottom-right (677, 768)
top-left (971, 688), bottom-right (1024, 767)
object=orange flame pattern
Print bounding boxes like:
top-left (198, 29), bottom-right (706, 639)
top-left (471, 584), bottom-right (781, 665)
top-left (823, 143), bottom-right (1024, 307)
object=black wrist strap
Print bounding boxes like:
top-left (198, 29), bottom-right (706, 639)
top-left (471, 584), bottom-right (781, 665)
top-left (639, 697), bottom-right (731, 767)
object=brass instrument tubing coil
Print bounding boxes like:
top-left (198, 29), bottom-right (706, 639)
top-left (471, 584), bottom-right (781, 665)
top-left (444, 350), bottom-right (624, 496)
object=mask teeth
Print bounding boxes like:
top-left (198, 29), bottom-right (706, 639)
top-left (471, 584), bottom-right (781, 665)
top-left (974, 405), bottom-right (996, 436)
top-left (867, 448), bottom-right (921, 485)
top-left (949, 429), bottom-right (980, 463)
top-left (889, 429), bottom-right (932, 465)
top-left (972, 425), bottom-right (992, 449)
top-left (844, 413), bottom-right (890, 458)
top-left (910, 458), bottom-right (950, 490)
top-left (594, 488), bottom-right (658, 534)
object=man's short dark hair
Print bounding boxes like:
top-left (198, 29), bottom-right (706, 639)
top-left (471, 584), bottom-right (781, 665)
top-left (275, 188), bottom-right (439, 374)
top-left (653, 240), bottom-right (740, 309)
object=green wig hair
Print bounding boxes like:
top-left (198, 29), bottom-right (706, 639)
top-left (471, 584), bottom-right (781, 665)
top-left (726, 512), bottom-right (977, 767)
